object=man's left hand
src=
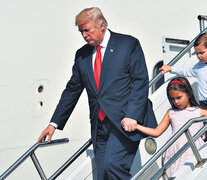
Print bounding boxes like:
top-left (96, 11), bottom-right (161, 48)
top-left (121, 118), bottom-right (137, 132)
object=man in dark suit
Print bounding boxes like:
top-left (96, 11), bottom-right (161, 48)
top-left (38, 7), bottom-right (157, 179)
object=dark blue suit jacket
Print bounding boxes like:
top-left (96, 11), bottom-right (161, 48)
top-left (50, 30), bottom-right (157, 145)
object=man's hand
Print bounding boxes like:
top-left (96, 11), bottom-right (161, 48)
top-left (159, 65), bottom-right (172, 75)
top-left (121, 118), bottom-right (137, 132)
top-left (37, 125), bottom-right (55, 143)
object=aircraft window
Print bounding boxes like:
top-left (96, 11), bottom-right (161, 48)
top-left (38, 85), bottom-right (44, 93)
top-left (39, 101), bottom-right (43, 107)
top-left (151, 61), bottom-right (164, 93)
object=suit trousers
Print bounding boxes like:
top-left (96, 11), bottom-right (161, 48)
top-left (94, 117), bottom-right (140, 180)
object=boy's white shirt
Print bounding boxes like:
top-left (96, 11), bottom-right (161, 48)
top-left (172, 61), bottom-right (207, 101)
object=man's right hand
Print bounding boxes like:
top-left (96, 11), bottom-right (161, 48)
top-left (37, 125), bottom-right (55, 143)
top-left (159, 64), bottom-right (172, 74)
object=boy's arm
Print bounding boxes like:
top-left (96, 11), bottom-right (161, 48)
top-left (159, 65), bottom-right (172, 75)
top-left (161, 63), bottom-right (198, 77)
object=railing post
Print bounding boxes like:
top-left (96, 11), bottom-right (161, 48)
top-left (131, 117), bottom-right (207, 180)
top-left (199, 18), bottom-right (205, 32)
top-left (0, 144), bottom-right (39, 180)
top-left (185, 129), bottom-right (206, 168)
top-left (30, 152), bottom-right (47, 180)
top-left (198, 15), bottom-right (207, 32)
top-left (0, 138), bottom-right (69, 180)
top-left (49, 139), bottom-right (92, 180)
top-left (162, 171), bottom-right (169, 180)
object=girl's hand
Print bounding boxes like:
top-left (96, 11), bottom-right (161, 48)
top-left (121, 118), bottom-right (137, 132)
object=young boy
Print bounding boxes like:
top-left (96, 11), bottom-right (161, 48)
top-left (159, 33), bottom-right (207, 140)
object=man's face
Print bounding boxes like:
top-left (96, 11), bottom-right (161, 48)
top-left (78, 21), bottom-right (105, 46)
top-left (194, 43), bottom-right (207, 64)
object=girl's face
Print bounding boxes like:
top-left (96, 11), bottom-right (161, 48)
top-left (169, 89), bottom-right (191, 109)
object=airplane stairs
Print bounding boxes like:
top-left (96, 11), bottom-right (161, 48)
top-left (1, 15), bottom-right (207, 180)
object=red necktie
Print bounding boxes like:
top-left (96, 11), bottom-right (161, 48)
top-left (94, 45), bottom-right (105, 121)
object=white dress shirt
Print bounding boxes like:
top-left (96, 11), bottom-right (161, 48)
top-left (171, 61), bottom-right (207, 101)
top-left (92, 29), bottom-right (110, 69)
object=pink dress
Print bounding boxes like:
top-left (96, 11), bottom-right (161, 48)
top-left (162, 107), bottom-right (205, 177)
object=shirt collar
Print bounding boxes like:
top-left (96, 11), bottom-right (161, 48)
top-left (99, 29), bottom-right (110, 48)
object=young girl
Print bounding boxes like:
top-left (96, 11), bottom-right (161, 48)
top-left (122, 77), bottom-right (207, 177)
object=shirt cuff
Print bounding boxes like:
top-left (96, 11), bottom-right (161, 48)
top-left (171, 66), bottom-right (177, 73)
top-left (49, 122), bottom-right (58, 129)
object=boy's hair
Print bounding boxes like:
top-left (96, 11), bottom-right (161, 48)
top-left (194, 33), bottom-right (207, 48)
top-left (167, 77), bottom-right (201, 109)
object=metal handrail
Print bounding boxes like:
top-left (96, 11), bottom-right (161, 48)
top-left (198, 15), bottom-right (207, 32)
top-left (198, 15), bottom-right (207, 20)
top-left (0, 138), bottom-right (69, 180)
top-left (149, 27), bottom-right (207, 88)
top-left (49, 138), bottom-right (92, 180)
top-left (131, 116), bottom-right (207, 180)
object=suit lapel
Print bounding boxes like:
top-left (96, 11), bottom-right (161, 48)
top-left (86, 46), bottom-right (99, 95)
top-left (99, 33), bottom-right (116, 92)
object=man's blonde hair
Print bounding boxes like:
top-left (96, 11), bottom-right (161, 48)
top-left (75, 7), bottom-right (108, 28)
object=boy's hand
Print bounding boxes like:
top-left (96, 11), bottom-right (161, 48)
top-left (159, 65), bottom-right (172, 74)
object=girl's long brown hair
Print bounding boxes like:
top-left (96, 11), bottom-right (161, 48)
top-left (167, 77), bottom-right (202, 109)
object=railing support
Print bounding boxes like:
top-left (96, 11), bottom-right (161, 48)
top-left (185, 129), bottom-right (202, 163)
top-left (30, 152), bottom-right (47, 180)
top-left (162, 172), bottom-right (169, 180)
top-left (49, 138), bottom-right (92, 180)
top-left (185, 129), bottom-right (207, 168)
top-left (198, 15), bottom-right (207, 32)
top-left (131, 116), bottom-right (207, 180)
top-left (0, 144), bottom-right (39, 180)
top-left (0, 138), bottom-right (69, 180)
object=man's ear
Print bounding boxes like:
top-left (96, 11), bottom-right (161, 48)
top-left (101, 22), bottom-right (105, 32)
